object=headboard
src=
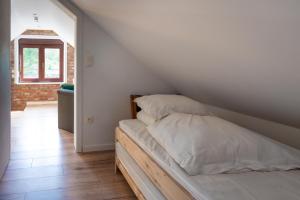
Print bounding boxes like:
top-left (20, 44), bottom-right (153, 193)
top-left (130, 93), bottom-right (181, 119)
top-left (130, 95), bottom-right (142, 119)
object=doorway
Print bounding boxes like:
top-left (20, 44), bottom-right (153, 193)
top-left (10, 0), bottom-right (78, 153)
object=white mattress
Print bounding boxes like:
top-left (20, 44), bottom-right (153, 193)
top-left (119, 119), bottom-right (300, 200)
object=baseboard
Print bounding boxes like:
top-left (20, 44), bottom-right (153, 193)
top-left (83, 143), bottom-right (115, 152)
top-left (0, 160), bottom-right (8, 180)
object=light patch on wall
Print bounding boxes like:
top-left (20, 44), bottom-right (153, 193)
top-left (11, 0), bottom-right (75, 45)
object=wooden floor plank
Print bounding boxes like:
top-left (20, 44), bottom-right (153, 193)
top-left (0, 105), bottom-right (136, 200)
top-left (7, 159), bottom-right (33, 170)
top-left (0, 193), bottom-right (25, 200)
top-left (2, 166), bottom-right (64, 181)
top-left (0, 172), bottom-right (99, 195)
top-left (100, 182), bottom-right (135, 200)
top-left (31, 151), bottom-right (114, 168)
top-left (10, 147), bottom-right (76, 160)
top-left (24, 184), bottom-right (103, 200)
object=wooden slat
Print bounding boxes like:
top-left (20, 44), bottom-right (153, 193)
top-left (116, 158), bottom-right (146, 200)
top-left (130, 95), bottom-right (142, 119)
top-left (115, 127), bottom-right (193, 200)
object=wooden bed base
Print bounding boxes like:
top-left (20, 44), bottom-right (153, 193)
top-left (115, 157), bottom-right (146, 200)
top-left (115, 127), bottom-right (193, 200)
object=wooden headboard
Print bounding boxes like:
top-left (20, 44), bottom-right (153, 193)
top-left (130, 95), bottom-right (142, 119)
top-left (130, 93), bottom-right (181, 119)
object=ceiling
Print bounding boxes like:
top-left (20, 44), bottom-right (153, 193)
top-left (72, 0), bottom-right (300, 128)
top-left (11, 0), bottom-right (75, 45)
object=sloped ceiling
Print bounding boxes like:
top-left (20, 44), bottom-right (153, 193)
top-left (72, 0), bottom-right (300, 128)
top-left (11, 0), bottom-right (75, 45)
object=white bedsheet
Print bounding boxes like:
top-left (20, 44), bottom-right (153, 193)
top-left (119, 119), bottom-right (300, 200)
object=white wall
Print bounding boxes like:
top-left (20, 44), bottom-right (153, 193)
top-left (207, 105), bottom-right (300, 150)
top-left (81, 16), bottom-right (175, 151)
top-left (0, 0), bottom-right (11, 178)
top-left (72, 0), bottom-right (300, 129)
top-left (68, 0), bottom-right (300, 150)
top-left (11, 0), bottom-right (75, 45)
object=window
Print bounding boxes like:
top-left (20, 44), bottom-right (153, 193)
top-left (19, 39), bottom-right (64, 83)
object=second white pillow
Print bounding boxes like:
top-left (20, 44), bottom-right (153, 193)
top-left (135, 94), bottom-right (208, 120)
top-left (136, 111), bottom-right (157, 126)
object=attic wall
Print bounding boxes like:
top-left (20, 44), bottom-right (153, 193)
top-left (81, 16), bottom-right (175, 151)
top-left (72, 0), bottom-right (300, 129)
top-left (69, 0), bottom-right (300, 150)
top-left (207, 105), bottom-right (300, 150)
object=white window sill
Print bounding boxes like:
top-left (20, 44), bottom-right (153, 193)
top-left (16, 82), bottom-right (64, 85)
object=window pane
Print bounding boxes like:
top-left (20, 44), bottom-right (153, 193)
top-left (45, 48), bottom-right (60, 79)
top-left (23, 48), bottom-right (39, 78)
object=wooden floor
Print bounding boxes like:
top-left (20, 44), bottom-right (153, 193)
top-left (0, 104), bottom-right (136, 200)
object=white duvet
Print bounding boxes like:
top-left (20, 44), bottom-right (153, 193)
top-left (147, 113), bottom-right (300, 175)
top-left (120, 119), bottom-right (300, 200)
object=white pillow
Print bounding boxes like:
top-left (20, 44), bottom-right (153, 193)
top-left (136, 111), bottom-right (157, 126)
top-left (147, 113), bottom-right (300, 175)
top-left (135, 95), bottom-right (208, 120)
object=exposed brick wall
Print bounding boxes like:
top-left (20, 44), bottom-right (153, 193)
top-left (22, 29), bottom-right (58, 36)
top-left (11, 30), bottom-right (74, 111)
top-left (67, 44), bottom-right (75, 84)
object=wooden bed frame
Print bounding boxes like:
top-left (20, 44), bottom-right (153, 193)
top-left (115, 95), bottom-right (194, 200)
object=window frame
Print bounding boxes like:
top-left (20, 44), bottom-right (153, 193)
top-left (19, 39), bottom-right (64, 83)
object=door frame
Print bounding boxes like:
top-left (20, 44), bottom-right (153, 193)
top-left (54, 0), bottom-right (84, 152)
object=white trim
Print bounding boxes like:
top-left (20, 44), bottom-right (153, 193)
top-left (58, 0), bottom-right (84, 153)
top-left (0, 161), bottom-right (8, 179)
top-left (83, 144), bottom-right (115, 152)
top-left (14, 38), bottom-right (18, 83)
top-left (15, 35), bottom-right (65, 40)
top-left (26, 101), bottom-right (58, 106)
top-left (14, 34), bottom-right (68, 85)
top-left (63, 41), bottom-right (67, 82)
top-left (17, 82), bottom-right (64, 85)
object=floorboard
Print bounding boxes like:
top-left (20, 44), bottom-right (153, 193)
top-left (0, 105), bottom-right (135, 200)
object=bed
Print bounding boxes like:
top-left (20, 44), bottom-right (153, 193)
top-left (115, 95), bottom-right (300, 200)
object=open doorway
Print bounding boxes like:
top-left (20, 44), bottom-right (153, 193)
top-left (10, 0), bottom-right (77, 154)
